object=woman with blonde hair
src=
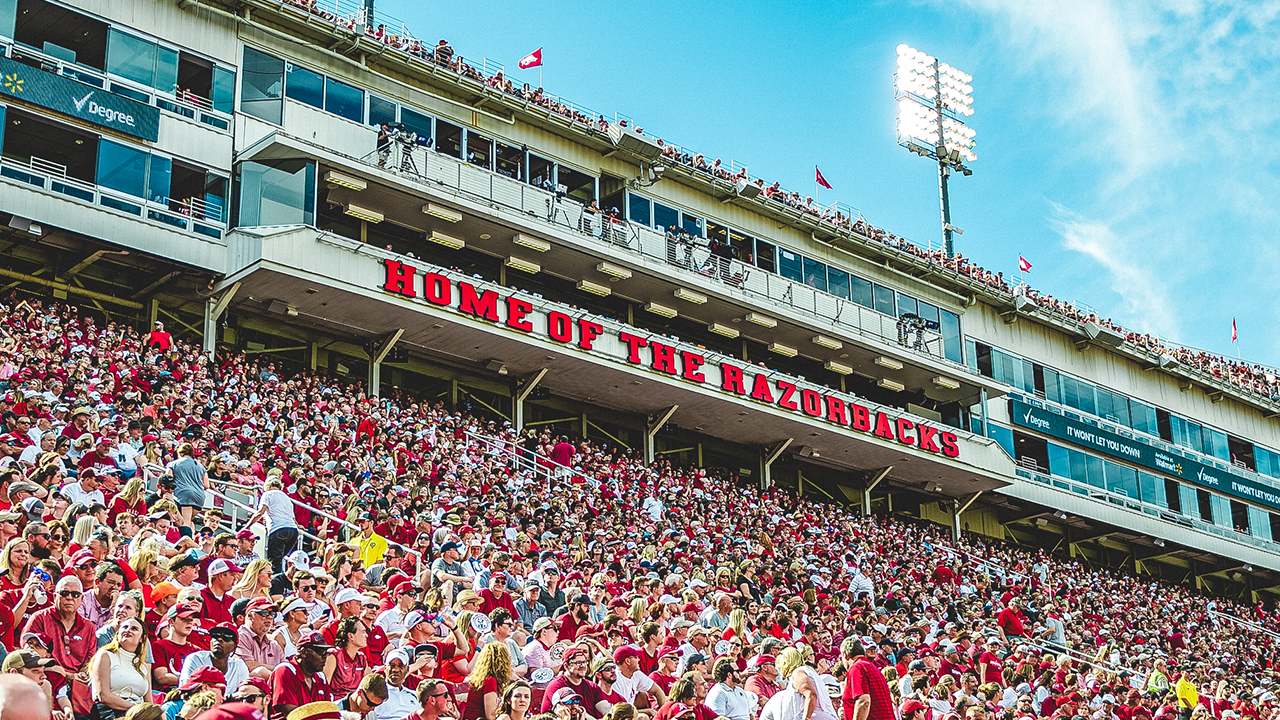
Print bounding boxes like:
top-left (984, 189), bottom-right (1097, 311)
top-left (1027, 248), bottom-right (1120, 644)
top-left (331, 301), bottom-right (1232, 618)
top-left (90, 617), bottom-right (151, 716)
top-left (464, 641), bottom-right (512, 720)
top-left (723, 608), bottom-right (746, 641)
top-left (0, 536), bottom-right (33, 592)
top-left (771, 647), bottom-right (838, 720)
top-left (229, 558), bottom-right (272, 601)
top-left (628, 597), bottom-right (647, 626)
top-left (69, 514), bottom-right (96, 555)
top-left (110, 476), bottom-right (147, 518)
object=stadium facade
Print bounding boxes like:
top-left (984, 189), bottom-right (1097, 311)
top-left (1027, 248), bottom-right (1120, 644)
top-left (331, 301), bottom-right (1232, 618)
top-left (4, 0), bottom-right (1280, 596)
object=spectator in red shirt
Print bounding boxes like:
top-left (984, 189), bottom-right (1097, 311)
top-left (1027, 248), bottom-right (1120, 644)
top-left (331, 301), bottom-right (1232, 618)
top-left (976, 638), bottom-right (1004, 685)
top-left (23, 576), bottom-right (96, 717)
top-left (200, 558), bottom-right (242, 628)
top-left (145, 321), bottom-right (172, 351)
top-left (478, 573), bottom-right (518, 617)
top-left (997, 598), bottom-right (1026, 640)
top-left (269, 630), bottom-right (334, 720)
top-left (842, 637), bottom-right (895, 720)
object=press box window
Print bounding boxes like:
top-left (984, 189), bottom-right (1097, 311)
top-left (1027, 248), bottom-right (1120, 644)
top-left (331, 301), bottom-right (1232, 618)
top-left (240, 47), bottom-right (284, 125)
top-left (285, 63), bottom-right (324, 109)
top-left (368, 95), bottom-right (397, 127)
top-left (627, 193), bottom-right (651, 226)
top-left (324, 77), bottom-right (364, 122)
top-left (400, 108), bottom-right (433, 144)
top-left (106, 29), bottom-right (177, 95)
top-left (234, 159), bottom-right (316, 227)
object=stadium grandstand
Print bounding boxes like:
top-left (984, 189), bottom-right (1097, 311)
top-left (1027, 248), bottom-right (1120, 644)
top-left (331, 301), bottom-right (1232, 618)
top-left (0, 1), bottom-right (1278, 719)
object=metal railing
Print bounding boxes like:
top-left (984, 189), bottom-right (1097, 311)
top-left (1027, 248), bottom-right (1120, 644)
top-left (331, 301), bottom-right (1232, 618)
top-left (1207, 608), bottom-right (1280, 641)
top-left (1014, 467), bottom-right (1280, 554)
top-left (465, 430), bottom-right (602, 489)
top-left (0, 155), bottom-right (227, 240)
top-left (351, 139), bottom-right (952, 364)
top-left (934, 543), bottom-right (1028, 584)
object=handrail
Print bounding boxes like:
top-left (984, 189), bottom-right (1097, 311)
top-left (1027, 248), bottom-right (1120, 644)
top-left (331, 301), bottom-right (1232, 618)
top-left (281, 491), bottom-right (426, 565)
top-left (1019, 636), bottom-right (1143, 678)
top-left (465, 430), bottom-right (601, 489)
top-left (934, 543), bottom-right (1028, 583)
top-left (1208, 608), bottom-right (1280, 641)
top-left (207, 487), bottom-right (329, 547)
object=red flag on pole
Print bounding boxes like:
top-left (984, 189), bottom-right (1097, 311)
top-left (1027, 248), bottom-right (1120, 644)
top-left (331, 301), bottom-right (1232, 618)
top-left (1232, 318), bottom-right (1238, 343)
top-left (518, 48), bottom-right (543, 69)
top-left (815, 166), bottom-right (833, 190)
top-left (1018, 255), bottom-right (1032, 273)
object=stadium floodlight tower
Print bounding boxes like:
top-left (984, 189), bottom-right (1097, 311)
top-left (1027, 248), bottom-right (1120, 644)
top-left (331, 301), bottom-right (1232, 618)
top-left (894, 44), bottom-right (976, 259)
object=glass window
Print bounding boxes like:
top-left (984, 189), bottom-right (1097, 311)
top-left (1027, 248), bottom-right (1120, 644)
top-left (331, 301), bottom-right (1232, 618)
top-left (368, 95), bottom-right (396, 127)
top-left (1137, 472), bottom-right (1165, 507)
top-left (872, 283), bottom-right (895, 316)
top-left (1206, 429), bottom-right (1230, 462)
top-left (681, 212), bottom-right (703, 238)
top-left (1068, 448), bottom-right (1088, 486)
top-left (989, 425), bottom-right (1014, 458)
top-left (916, 301), bottom-right (940, 325)
top-left (628, 193), bottom-right (651, 227)
top-left (754, 240), bottom-right (775, 273)
top-left (827, 268), bottom-right (849, 300)
top-left (436, 120), bottom-right (463, 159)
top-left (1209, 495), bottom-right (1232, 528)
top-left (400, 108), bottom-right (432, 144)
top-left (707, 221), bottom-right (728, 246)
top-left (778, 249), bottom-right (802, 282)
top-left (107, 29), bottom-right (156, 87)
top-left (155, 45), bottom-right (178, 96)
top-left (849, 275), bottom-right (872, 308)
top-left (234, 159), bottom-right (316, 227)
top-left (324, 77), bottom-right (363, 122)
top-left (96, 139), bottom-right (148, 198)
top-left (147, 154), bottom-right (171, 203)
top-left (1047, 443), bottom-right (1071, 478)
top-left (1248, 506), bottom-right (1273, 540)
top-left (1084, 454), bottom-right (1106, 489)
top-left (653, 203), bottom-right (679, 233)
top-left (1043, 368), bottom-right (1060, 403)
top-left (240, 47), bottom-right (284, 125)
top-left (1105, 461), bottom-right (1138, 498)
top-left (941, 326), bottom-right (964, 367)
top-left (285, 63), bottom-right (324, 108)
top-left (728, 228), bottom-right (754, 263)
top-left (802, 257), bottom-right (827, 292)
top-left (1131, 401), bottom-right (1156, 436)
top-left (897, 293), bottom-right (918, 318)
top-left (211, 66), bottom-right (236, 114)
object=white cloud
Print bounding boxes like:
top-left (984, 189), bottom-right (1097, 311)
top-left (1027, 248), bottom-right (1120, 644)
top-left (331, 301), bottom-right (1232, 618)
top-left (1047, 204), bottom-right (1180, 338)
top-left (950, 0), bottom-right (1280, 356)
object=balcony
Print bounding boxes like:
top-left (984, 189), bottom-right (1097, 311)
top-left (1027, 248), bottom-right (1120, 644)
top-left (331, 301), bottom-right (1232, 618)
top-left (248, 128), bottom-right (973, 382)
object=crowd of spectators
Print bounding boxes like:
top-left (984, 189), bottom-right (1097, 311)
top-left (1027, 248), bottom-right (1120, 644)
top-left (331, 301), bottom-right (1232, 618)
top-left (275, 0), bottom-right (1279, 404)
top-left (0, 296), bottom-right (1278, 720)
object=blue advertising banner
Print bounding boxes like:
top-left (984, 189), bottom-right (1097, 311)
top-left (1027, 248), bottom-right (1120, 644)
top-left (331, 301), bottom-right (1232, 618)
top-left (0, 56), bottom-right (160, 142)
top-left (1010, 398), bottom-right (1280, 511)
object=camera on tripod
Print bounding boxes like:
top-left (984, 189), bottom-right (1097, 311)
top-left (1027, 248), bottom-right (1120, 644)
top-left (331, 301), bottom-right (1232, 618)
top-left (896, 312), bottom-right (939, 351)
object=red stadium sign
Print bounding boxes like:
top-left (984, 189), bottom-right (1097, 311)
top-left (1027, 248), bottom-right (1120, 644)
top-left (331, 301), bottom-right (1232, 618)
top-left (381, 259), bottom-right (959, 458)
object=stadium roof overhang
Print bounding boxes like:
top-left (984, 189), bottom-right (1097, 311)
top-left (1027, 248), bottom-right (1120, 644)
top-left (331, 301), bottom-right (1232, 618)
top-left (219, 225), bottom-right (1015, 498)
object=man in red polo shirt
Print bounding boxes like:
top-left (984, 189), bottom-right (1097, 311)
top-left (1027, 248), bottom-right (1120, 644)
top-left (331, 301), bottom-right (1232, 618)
top-left (24, 576), bottom-right (96, 718)
top-left (842, 638), bottom-right (894, 720)
top-left (270, 630), bottom-right (334, 720)
top-left (996, 597), bottom-right (1026, 641)
top-left (200, 558), bottom-right (241, 628)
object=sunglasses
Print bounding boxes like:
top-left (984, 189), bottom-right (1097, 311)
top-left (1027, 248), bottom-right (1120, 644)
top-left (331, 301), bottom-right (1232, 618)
top-left (50, 535), bottom-right (67, 541)
top-left (297, 584), bottom-right (317, 591)
top-left (429, 692), bottom-right (451, 699)
top-left (58, 590), bottom-right (82, 598)
top-left (558, 699), bottom-right (582, 706)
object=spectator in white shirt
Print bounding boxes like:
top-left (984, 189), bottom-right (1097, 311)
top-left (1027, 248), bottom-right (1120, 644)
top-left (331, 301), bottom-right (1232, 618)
top-left (705, 658), bottom-right (757, 720)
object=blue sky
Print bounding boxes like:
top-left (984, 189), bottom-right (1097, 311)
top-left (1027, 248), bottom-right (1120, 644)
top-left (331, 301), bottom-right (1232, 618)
top-left (379, 0), bottom-right (1278, 368)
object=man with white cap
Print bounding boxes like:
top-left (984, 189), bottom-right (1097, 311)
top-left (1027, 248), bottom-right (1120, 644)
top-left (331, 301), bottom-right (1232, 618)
top-left (377, 649), bottom-right (423, 720)
top-left (323, 587), bottom-right (366, 646)
top-left (271, 550), bottom-right (313, 603)
top-left (200, 557), bottom-right (242, 628)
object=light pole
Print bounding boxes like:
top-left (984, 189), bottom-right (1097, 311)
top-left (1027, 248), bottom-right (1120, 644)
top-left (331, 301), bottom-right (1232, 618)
top-left (894, 44), bottom-right (976, 258)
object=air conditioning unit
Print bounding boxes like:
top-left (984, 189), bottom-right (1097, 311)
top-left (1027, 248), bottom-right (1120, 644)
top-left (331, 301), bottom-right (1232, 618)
top-left (605, 125), bottom-right (664, 162)
top-left (734, 178), bottom-right (762, 199)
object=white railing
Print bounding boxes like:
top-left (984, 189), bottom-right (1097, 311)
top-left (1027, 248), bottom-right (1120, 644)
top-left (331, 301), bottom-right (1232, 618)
top-left (0, 156), bottom-right (227, 240)
top-left (465, 431), bottom-right (602, 490)
top-left (1207, 608), bottom-right (1280, 641)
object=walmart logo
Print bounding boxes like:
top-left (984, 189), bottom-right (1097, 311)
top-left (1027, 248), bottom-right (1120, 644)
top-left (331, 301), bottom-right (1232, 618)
top-left (3, 73), bottom-right (23, 94)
